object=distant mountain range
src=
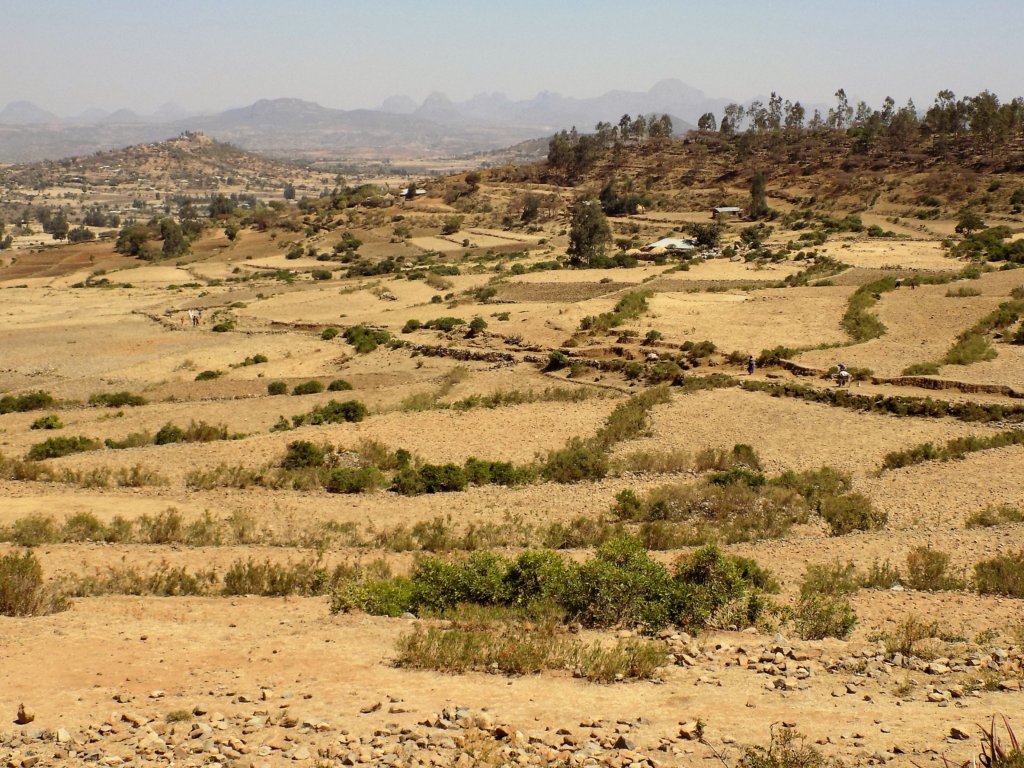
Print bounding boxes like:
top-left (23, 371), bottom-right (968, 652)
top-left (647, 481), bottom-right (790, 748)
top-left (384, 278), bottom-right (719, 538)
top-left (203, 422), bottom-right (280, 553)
top-left (0, 79), bottom-right (730, 163)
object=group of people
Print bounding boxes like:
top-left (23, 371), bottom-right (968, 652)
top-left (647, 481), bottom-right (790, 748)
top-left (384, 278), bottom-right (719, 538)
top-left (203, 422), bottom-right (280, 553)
top-left (743, 354), bottom-right (851, 387)
top-left (185, 308), bottom-right (202, 327)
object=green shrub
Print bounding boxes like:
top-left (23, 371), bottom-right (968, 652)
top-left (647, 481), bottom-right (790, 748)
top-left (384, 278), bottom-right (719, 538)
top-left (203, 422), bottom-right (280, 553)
top-left (321, 327), bottom-right (339, 340)
top-left (292, 380), bottom-right (324, 396)
top-left (327, 379), bottom-right (353, 391)
top-left (819, 493), bottom-right (886, 535)
top-left (401, 319), bottom-right (422, 333)
top-left (292, 399), bottom-right (368, 426)
top-left (974, 552), bottom-right (1024, 598)
top-left (841, 277), bottom-right (899, 342)
top-left (61, 512), bottom-right (108, 542)
top-left (311, 269), bottom-right (332, 281)
top-left (331, 576), bottom-right (414, 617)
top-left (26, 435), bottom-right (99, 460)
top-left (541, 438), bottom-right (608, 483)
top-left (8, 514), bottom-right (60, 546)
top-left (426, 317), bottom-right (465, 333)
top-left (902, 362), bottom-right (941, 376)
top-left (343, 324), bottom-right (391, 353)
top-left (799, 562), bottom-right (859, 599)
top-left (88, 391), bottom-right (146, 408)
top-left (30, 414), bottom-right (63, 430)
top-left (965, 504), bottom-right (1024, 528)
top-left (332, 538), bottom-right (770, 632)
top-left (195, 370), bottom-right (222, 381)
top-left (756, 346), bottom-right (799, 367)
top-left (794, 594), bottom-right (856, 639)
top-left (0, 550), bottom-right (69, 617)
top-left (267, 381), bottom-right (288, 395)
top-left (0, 391), bottom-right (54, 414)
top-left (463, 457), bottom-right (526, 487)
top-left (418, 463), bottom-right (468, 494)
top-left (281, 440), bottom-right (330, 469)
top-left (154, 423), bottom-right (185, 445)
top-left (323, 466), bottom-right (385, 494)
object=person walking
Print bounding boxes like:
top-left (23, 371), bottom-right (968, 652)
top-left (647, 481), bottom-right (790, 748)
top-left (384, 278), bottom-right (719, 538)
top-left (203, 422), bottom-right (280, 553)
top-left (747, 355), bottom-right (755, 376)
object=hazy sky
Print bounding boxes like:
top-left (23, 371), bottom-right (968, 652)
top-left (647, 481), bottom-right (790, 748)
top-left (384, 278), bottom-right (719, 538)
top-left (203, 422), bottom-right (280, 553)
top-left (3, 0), bottom-right (1022, 115)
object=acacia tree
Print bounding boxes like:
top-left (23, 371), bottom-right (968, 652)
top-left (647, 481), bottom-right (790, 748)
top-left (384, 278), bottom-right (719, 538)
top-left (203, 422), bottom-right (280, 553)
top-left (955, 209), bottom-right (986, 236)
top-left (567, 199), bottom-right (612, 267)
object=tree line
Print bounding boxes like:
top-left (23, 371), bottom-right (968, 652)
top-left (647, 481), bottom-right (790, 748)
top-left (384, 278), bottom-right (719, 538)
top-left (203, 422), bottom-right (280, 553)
top-left (697, 88), bottom-right (1024, 148)
top-left (547, 113), bottom-right (673, 180)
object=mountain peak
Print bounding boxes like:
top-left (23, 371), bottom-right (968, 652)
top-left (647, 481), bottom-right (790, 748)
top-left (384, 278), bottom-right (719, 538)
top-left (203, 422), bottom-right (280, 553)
top-left (0, 100), bottom-right (60, 125)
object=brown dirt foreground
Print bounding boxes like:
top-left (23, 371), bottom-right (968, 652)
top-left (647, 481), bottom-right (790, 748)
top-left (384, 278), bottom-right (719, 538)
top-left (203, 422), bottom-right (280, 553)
top-left (2, 597), bottom-right (1022, 768)
top-left (0, 602), bottom-right (1019, 768)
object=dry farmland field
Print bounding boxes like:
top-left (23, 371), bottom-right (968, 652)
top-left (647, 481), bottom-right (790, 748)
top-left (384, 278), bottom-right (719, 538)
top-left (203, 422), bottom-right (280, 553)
top-left (1, 133), bottom-right (1024, 767)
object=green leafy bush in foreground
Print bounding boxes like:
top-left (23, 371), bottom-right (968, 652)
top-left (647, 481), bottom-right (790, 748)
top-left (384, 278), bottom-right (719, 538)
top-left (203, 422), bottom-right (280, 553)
top-left (332, 537), bottom-right (772, 632)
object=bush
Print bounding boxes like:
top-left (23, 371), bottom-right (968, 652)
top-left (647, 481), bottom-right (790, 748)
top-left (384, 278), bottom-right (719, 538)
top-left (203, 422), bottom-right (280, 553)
top-left (392, 463), bottom-right (469, 495)
top-left (0, 391), bottom-right (54, 414)
top-left (401, 319), bottom-right (422, 333)
top-left (211, 322), bottom-right (234, 333)
top-left (794, 594), bottom-right (856, 639)
top-left (267, 381), bottom-right (288, 396)
top-left (281, 440), bottom-right (329, 469)
top-left (426, 317), bottom-right (465, 333)
top-left (321, 327), bottom-right (339, 340)
top-left (154, 423), bottom-right (185, 445)
top-left (332, 538), bottom-right (771, 632)
top-left (195, 370), bottom-right (222, 381)
top-left (89, 391), bottom-right (146, 408)
top-left (343, 325), bottom-right (391, 353)
top-left (327, 379), bottom-right (353, 391)
top-left (292, 399), bottom-right (367, 426)
top-left (323, 466), bottom-right (385, 494)
top-left (62, 512), bottom-right (108, 542)
top-left (311, 269), bottom-right (332, 281)
top-left (394, 624), bottom-right (667, 681)
top-left (0, 550), bottom-right (68, 617)
top-left (8, 514), bottom-right (60, 546)
top-left (755, 345), bottom-right (800, 367)
top-left (819, 493), bottom-right (886, 535)
top-left (974, 552), bottom-right (1024, 598)
top-left (292, 380), bottom-right (324, 396)
top-left (905, 546), bottom-right (960, 591)
top-left (799, 561), bottom-right (859, 598)
top-left (965, 505), bottom-right (1024, 528)
top-left (740, 727), bottom-right (828, 768)
top-left (541, 438), bottom-right (609, 483)
top-left (30, 414), bottom-right (63, 430)
top-left (902, 362), bottom-right (941, 376)
top-left (104, 431), bottom-right (152, 450)
top-left (26, 435), bottom-right (99, 460)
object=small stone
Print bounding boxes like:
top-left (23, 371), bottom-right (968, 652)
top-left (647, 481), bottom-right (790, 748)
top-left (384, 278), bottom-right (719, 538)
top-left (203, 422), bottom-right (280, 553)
top-left (15, 704), bottom-right (34, 725)
top-left (291, 745), bottom-right (311, 761)
top-left (55, 728), bottom-right (72, 743)
top-left (950, 727), bottom-right (971, 741)
top-left (678, 722), bottom-right (702, 740)
top-left (614, 735), bottom-right (636, 750)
